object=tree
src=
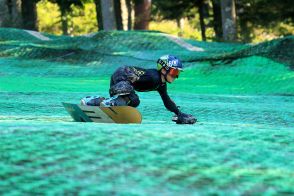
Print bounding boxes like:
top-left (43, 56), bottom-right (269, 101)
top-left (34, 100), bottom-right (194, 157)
top-left (125, 0), bottom-right (132, 30)
top-left (152, 0), bottom-right (192, 21)
top-left (1, 0), bottom-right (40, 31)
top-left (152, 0), bottom-right (209, 40)
top-left (0, 0), bottom-right (22, 28)
top-left (88, 0), bottom-right (118, 31)
top-left (100, 0), bottom-right (116, 30)
top-left (211, 0), bottom-right (222, 41)
top-left (198, 0), bottom-right (207, 41)
top-left (93, 0), bottom-right (103, 30)
top-left (21, 0), bottom-right (38, 30)
top-left (221, 0), bottom-right (237, 41)
top-left (48, 0), bottom-right (84, 35)
top-left (134, 0), bottom-right (151, 30)
top-left (114, 0), bottom-right (123, 30)
top-left (0, 0), bottom-right (9, 26)
top-left (152, 0), bottom-right (193, 32)
top-left (237, 0), bottom-right (294, 42)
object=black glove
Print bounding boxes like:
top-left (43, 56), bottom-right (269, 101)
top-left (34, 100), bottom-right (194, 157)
top-left (172, 112), bottom-right (197, 124)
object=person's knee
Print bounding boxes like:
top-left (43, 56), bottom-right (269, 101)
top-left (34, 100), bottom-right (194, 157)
top-left (109, 81), bottom-right (134, 96)
top-left (127, 93), bottom-right (140, 107)
top-left (129, 97), bottom-right (140, 107)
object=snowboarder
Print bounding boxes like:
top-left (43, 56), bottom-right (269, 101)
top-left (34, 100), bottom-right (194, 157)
top-left (81, 55), bottom-right (196, 124)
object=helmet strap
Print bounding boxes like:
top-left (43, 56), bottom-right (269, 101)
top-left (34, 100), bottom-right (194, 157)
top-left (161, 68), bottom-right (171, 83)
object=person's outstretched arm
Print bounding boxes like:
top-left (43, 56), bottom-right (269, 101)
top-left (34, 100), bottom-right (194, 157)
top-left (158, 84), bottom-right (180, 115)
top-left (158, 85), bottom-right (196, 124)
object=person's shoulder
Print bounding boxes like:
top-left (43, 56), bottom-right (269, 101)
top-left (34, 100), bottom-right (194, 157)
top-left (131, 67), bottom-right (159, 75)
top-left (127, 66), bottom-right (147, 72)
top-left (146, 68), bottom-right (160, 77)
top-left (145, 68), bottom-right (158, 73)
top-left (147, 68), bottom-right (158, 72)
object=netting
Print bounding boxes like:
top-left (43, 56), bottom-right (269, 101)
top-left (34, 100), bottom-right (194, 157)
top-left (0, 28), bottom-right (293, 195)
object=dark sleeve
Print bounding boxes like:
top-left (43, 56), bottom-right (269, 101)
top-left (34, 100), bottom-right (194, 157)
top-left (157, 84), bottom-right (180, 115)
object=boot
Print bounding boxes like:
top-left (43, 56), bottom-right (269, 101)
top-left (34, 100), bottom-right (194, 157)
top-left (80, 96), bottom-right (105, 106)
top-left (100, 95), bottom-right (127, 107)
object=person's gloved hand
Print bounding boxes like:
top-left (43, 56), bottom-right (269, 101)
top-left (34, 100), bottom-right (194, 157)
top-left (172, 112), bottom-right (197, 124)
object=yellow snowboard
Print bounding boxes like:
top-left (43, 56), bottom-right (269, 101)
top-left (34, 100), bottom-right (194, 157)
top-left (62, 102), bottom-right (142, 124)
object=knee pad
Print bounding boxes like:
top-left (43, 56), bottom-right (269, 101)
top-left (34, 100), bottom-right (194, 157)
top-left (109, 81), bottom-right (134, 97)
top-left (126, 93), bottom-right (140, 107)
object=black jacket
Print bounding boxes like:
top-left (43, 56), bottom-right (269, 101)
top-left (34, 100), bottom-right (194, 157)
top-left (129, 67), bottom-right (180, 115)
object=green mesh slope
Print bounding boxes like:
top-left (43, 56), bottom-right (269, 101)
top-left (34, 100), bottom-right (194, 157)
top-left (0, 28), bottom-right (293, 195)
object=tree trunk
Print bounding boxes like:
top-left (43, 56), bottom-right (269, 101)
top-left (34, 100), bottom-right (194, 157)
top-left (60, 6), bottom-right (68, 35)
top-left (100, 0), bottom-right (116, 30)
top-left (239, 18), bottom-right (251, 42)
top-left (1, 0), bottom-right (22, 27)
top-left (21, 0), bottom-right (37, 30)
top-left (94, 0), bottom-right (103, 31)
top-left (0, 0), bottom-right (9, 26)
top-left (176, 18), bottom-right (184, 37)
top-left (221, 0), bottom-right (237, 42)
top-left (114, 0), bottom-right (123, 30)
top-left (198, 0), bottom-right (206, 41)
top-left (125, 0), bottom-right (132, 30)
top-left (134, 0), bottom-right (151, 30)
top-left (212, 0), bottom-right (222, 41)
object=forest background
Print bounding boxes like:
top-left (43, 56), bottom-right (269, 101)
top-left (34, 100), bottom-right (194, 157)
top-left (0, 0), bottom-right (293, 43)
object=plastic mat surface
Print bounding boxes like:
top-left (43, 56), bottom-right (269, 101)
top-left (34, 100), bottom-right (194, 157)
top-left (0, 28), bottom-right (293, 195)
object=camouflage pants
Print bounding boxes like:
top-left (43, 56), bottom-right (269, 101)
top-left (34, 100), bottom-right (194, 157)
top-left (109, 66), bottom-right (140, 107)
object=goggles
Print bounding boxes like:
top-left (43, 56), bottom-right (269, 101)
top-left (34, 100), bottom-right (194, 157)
top-left (168, 68), bottom-right (180, 78)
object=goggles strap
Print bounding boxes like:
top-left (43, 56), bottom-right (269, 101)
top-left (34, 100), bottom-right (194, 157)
top-left (162, 69), bottom-right (171, 83)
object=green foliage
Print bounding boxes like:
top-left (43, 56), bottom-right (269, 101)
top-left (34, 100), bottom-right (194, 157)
top-left (149, 20), bottom-right (217, 41)
top-left (37, 1), bottom-right (62, 35)
top-left (47, 0), bottom-right (84, 11)
top-left (152, 0), bottom-right (196, 20)
top-left (151, 0), bottom-right (294, 42)
top-left (35, 0), bottom-right (293, 42)
top-left (237, 0), bottom-right (294, 26)
top-left (37, 0), bottom-right (97, 35)
top-left (69, 3), bottom-right (98, 35)
top-left (237, 0), bottom-right (294, 42)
